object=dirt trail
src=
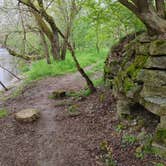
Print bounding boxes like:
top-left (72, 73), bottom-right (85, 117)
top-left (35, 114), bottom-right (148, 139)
top-left (0, 71), bottom-right (99, 166)
top-left (0, 71), bottom-right (165, 166)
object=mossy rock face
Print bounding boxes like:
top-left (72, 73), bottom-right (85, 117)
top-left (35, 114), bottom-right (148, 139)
top-left (149, 40), bottom-right (166, 56)
top-left (116, 96), bottom-right (133, 118)
top-left (144, 56), bottom-right (166, 69)
top-left (139, 97), bottom-right (166, 116)
top-left (105, 34), bottom-right (166, 114)
top-left (104, 33), bottom-right (166, 152)
top-left (137, 70), bottom-right (166, 87)
top-left (15, 108), bottom-right (40, 123)
top-left (140, 86), bottom-right (166, 98)
top-left (51, 91), bottom-right (66, 99)
top-left (135, 43), bottom-right (150, 55)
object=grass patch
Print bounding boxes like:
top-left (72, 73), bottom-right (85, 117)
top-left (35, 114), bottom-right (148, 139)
top-left (67, 89), bottom-right (92, 98)
top-left (99, 141), bottom-right (117, 166)
top-left (0, 109), bottom-right (8, 118)
top-left (26, 49), bottom-right (107, 81)
top-left (122, 134), bottom-right (137, 146)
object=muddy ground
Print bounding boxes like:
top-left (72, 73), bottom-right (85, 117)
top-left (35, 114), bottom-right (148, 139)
top-left (0, 71), bottom-right (165, 166)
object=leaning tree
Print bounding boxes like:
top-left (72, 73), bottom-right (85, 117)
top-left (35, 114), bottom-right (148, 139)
top-left (119, 0), bottom-right (166, 36)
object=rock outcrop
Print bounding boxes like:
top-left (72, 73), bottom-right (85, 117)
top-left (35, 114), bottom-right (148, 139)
top-left (104, 33), bottom-right (166, 156)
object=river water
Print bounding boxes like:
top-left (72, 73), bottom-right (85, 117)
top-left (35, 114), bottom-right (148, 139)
top-left (0, 48), bottom-right (20, 90)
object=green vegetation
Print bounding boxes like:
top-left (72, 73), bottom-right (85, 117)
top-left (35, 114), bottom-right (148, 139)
top-left (134, 135), bottom-right (152, 159)
top-left (153, 129), bottom-right (166, 144)
top-left (122, 134), bottom-right (137, 146)
top-left (26, 49), bottom-right (107, 81)
top-left (115, 124), bottom-right (125, 133)
top-left (155, 163), bottom-right (165, 166)
top-left (0, 109), bottom-right (8, 118)
top-left (67, 89), bottom-right (92, 98)
top-left (99, 141), bottom-right (117, 166)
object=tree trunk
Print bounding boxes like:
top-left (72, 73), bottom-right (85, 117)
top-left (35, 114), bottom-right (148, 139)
top-left (119, 0), bottom-right (166, 36)
top-left (61, 41), bottom-right (67, 60)
top-left (51, 31), bottom-right (61, 60)
top-left (139, 11), bottom-right (166, 36)
top-left (60, 25), bottom-right (71, 60)
top-left (68, 45), bottom-right (96, 93)
top-left (40, 30), bottom-right (51, 64)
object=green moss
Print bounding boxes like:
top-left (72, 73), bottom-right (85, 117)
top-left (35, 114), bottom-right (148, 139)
top-left (135, 43), bottom-right (150, 55)
top-left (124, 78), bottom-right (135, 92)
top-left (150, 39), bottom-right (166, 55)
top-left (154, 129), bottom-right (166, 144)
top-left (126, 55), bottom-right (149, 78)
top-left (151, 146), bottom-right (166, 158)
top-left (0, 109), bottom-right (8, 118)
top-left (153, 40), bottom-right (166, 46)
top-left (104, 65), bottom-right (112, 73)
top-left (113, 54), bottom-right (149, 94)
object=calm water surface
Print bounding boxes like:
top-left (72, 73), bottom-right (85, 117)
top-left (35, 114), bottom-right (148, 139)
top-left (0, 48), bottom-right (20, 89)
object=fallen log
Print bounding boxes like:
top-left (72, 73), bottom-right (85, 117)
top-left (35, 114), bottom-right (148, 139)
top-left (7, 48), bottom-right (43, 61)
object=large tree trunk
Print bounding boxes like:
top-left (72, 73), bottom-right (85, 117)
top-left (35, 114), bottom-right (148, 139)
top-left (119, 0), bottom-right (166, 36)
top-left (139, 11), bottom-right (166, 36)
top-left (33, 12), bottom-right (61, 60)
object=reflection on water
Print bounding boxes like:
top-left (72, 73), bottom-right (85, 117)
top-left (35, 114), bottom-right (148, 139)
top-left (0, 48), bottom-right (20, 89)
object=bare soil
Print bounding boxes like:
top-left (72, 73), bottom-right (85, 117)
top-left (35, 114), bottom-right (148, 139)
top-left (0, 71), bottom-right (165, 166)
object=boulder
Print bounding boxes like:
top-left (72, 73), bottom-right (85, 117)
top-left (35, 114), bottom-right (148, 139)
top-left (15, 108), bottom-right (40, 123)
